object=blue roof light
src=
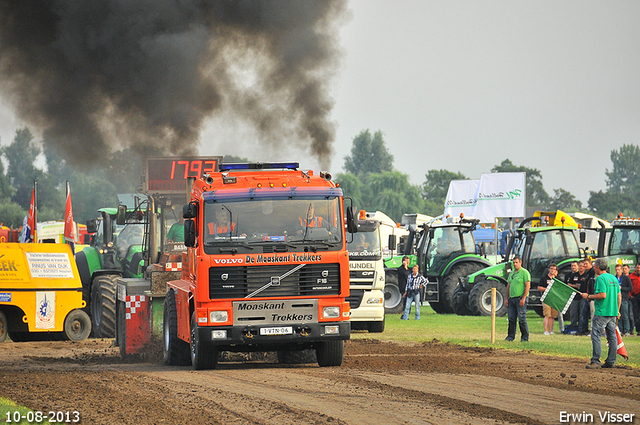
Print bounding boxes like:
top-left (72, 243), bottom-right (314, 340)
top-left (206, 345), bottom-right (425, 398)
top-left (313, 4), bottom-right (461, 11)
top-left (219, 162), bottom-right (299, 171)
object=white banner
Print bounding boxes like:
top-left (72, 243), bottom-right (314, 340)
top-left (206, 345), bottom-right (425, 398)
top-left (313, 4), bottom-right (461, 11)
top-left (443, 173), bottom-right (526, 223)
top-left (443, 180), bottom-right (479, 218)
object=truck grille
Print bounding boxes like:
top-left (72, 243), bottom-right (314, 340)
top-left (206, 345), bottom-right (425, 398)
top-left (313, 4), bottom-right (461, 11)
top-left (349, 270), bottom-right (376, 288)
top-left (209, 263), bottom-right (341, 299)
top-left (346, 289), bottom-right (364, 309)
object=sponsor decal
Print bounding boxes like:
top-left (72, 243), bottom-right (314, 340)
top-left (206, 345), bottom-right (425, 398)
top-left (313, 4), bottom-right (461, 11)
top-left (244, 253), bottom-right (322, 264)
top-left (214, 258), bottom-right (244, 264)
top-left (35, 291), bottom-right (55, 329)
top-left (26, 252), bottom-right (74, 279)
top-left (236, 302), bottom-right (286, 311)
top-left (349, 262), bottom-right (375, 269)
top-left (271, 313), bottom-right (313, 322)
top-left (0, 293), bottom-right (11, 302)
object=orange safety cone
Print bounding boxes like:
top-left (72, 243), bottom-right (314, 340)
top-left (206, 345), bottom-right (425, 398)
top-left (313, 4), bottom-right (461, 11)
top-left (616, 326), bottom-right (629, 361)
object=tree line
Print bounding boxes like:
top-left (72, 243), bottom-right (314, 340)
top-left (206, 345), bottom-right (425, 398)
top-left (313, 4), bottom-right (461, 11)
top-left (0, 127), bottom-right (638, 228)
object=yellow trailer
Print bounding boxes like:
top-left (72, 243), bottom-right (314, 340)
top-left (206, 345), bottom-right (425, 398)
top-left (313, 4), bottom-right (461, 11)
top-left (0, 243), bottom-right (91, 342)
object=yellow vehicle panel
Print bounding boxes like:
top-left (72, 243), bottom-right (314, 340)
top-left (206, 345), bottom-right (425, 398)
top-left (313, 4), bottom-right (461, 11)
top-left (0, 243), bottom-right (85, 333)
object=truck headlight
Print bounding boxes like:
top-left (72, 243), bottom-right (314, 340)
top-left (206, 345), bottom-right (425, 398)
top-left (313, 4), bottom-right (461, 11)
top-left (366, 298), bottom-right (383, 304)
top-left (209, 311), bottom-right (228, 323)
top-left (323, 306), bottom-right (340, 319)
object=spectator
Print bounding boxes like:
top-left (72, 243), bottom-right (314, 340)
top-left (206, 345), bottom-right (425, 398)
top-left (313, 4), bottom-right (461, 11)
top-left (620, 265), bottom-right (635, 336)
top-left (538, 264), bottom-right (559, 335)
top-left (504, 255), bottom-right (530, 342)
top-left (630, 264), bottom-right (640, 336)
top-left (584, 258), bottom-right (621, 369)
top-left (584, 258), bottom-right (596, 322)
top-left (401, 265), bottom-right (427, 320)
top-left (565, 261), bottom-right (581, 330)
top-left (578, 260), bottom-right (593, 335)
top-left (397, 256), bottom-right (411, 296)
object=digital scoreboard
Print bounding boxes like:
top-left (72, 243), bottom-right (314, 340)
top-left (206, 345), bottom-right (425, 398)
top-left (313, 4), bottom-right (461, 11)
top-left (145, 157), bottom-right (223, 193)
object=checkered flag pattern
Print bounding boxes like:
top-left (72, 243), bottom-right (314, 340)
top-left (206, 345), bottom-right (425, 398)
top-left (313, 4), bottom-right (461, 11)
top-left (125, 295), bottom-right (146, 320)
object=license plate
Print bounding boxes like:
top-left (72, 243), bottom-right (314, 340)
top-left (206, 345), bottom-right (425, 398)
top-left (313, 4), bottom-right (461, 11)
top-left (260, 326), bottom-right (293, 336)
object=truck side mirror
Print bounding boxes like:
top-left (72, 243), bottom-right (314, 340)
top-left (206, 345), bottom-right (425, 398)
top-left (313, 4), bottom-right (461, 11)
top-left (85, 219), bottom-right (98, 234)
top-left (183, 202), bottom-right (198, 219)
top-left (184, 219), bottom-right (196, 247)
top-left (388, 234), bottom-right (396, 251)
top-left (346, 206), bottom-right (358, 234)
top-left (116, 205), bottom-right (127, 225)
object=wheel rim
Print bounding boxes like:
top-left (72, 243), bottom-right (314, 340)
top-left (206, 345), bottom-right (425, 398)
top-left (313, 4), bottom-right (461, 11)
top-left (480, 288), bottom-right (503, 313)
top-left (383, 284), bottom-right (402, 310)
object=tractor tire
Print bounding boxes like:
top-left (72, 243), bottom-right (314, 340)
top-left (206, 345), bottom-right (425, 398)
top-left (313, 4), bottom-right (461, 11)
top-left (383, 272), bottom-right (405, 314)
top-left (190, 312), bottom-right (218, 370)
top-left (532, 306), bottom-right (544, 317)
top-left (468, 280), bottom-right (507, 317)
top-left (0, 311), bottom-right (7, 343)
top-left (163, 290), bottom-right (190, 366)
top-left (277, 349), bottom-right (317, 364)
top-left (64, 309), bottom-right (92, 341)
top-left (436, 263), bottom-right (487, 314)
top-left (451, 284), bottom-right (473, 316)
top-left (316, 340), bottom-right (344, 367)
top-left (367, 319), bottom-right (385, 333)
top-left (91, 274), bottom-right (118, 338)
top-left (428, 299), bottom-right (448, 314)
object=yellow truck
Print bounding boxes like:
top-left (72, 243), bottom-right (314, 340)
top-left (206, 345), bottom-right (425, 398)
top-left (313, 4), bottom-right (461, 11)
top-left (0, 243), bottom-right (91, 342)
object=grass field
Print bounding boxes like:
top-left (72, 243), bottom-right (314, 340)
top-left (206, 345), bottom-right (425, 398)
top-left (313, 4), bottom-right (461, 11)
top-left (352, 306), bottom-right (640, 368)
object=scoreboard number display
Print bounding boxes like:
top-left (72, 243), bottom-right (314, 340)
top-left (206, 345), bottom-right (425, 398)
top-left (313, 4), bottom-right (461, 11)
top-left (146, 157), bottom-right (223, 192)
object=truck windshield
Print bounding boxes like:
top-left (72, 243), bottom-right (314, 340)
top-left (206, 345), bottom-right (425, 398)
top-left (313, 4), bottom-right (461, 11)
top-left (203, 197), bottom-right (343, 250)
top-left (347, 228), bottom-right (382, 260)
top-left (610, 227), bottom-right (640, 256)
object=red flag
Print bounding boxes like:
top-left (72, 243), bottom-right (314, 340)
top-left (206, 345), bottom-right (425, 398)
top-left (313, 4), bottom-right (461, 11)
top-left (23, 184), bottom-right (37, 243)
top-left (616, 326), bottom-right (629, 361)
top-left (64, 182), bottom-right (75, 244)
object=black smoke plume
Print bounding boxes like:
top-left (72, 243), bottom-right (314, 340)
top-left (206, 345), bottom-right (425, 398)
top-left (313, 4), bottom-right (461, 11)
top-left (0, 1), bottom-right (347, 168)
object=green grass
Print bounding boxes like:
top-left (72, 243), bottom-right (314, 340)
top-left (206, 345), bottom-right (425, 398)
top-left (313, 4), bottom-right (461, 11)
top-left (352, 306), bottom-right (640, 368)
top-left (0, 398), bottom-right (52, 425)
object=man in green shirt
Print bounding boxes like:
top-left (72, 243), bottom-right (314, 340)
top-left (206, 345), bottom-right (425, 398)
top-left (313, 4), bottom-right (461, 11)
top-left (504, 255), bottom-right (531, 342)
top-left (166, 215), bottom-right (184, 243)
top-left (584, 258), bottom-right (621, 369)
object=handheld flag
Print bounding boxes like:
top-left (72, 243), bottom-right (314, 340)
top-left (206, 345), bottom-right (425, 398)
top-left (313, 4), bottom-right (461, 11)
top-left (540, 278), bottom-right (579, 314)
top-left (64, 181), bottom-right (75, 254)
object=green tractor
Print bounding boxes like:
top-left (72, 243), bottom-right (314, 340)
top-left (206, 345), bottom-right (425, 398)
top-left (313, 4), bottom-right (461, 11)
top-left (75, 200), bottom-right (149, 337)
top-left (458, 216), bottom-right (592, 316)
top-left (384, 216), bottom-right (497, 314)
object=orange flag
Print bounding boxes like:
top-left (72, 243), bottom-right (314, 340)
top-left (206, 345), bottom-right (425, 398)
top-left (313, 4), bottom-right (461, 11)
top-left (64, 181), bottom-right (75, 253)
top-left (616, 326), bottom-right (629, 361)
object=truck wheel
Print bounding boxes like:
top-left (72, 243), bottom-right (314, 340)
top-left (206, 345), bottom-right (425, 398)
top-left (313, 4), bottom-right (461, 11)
top-left (437, 263), bottom-right (486, 314)
top-left (277, 349), bottom-right (317, 364)
top-left (383, 272), bottom-right (405, 314)
top-left (316, 340), bottom-right (344, 367)
top-left (468, 280), bottom-right (507, 316)
top-left (190, 312), bottom-right (218, 370)
top-left (452, 285), bottom-right (473, 316)
top-left (91, 274), bottom-right (118, 338)
top-left (0, 311), bottom-right (7, 343)
top-left (367, 319), bottom-right (385, 333)
top-left (163, 291), bottom-right (190, 366)
top-left (64, 309), bottom-right (92, 341)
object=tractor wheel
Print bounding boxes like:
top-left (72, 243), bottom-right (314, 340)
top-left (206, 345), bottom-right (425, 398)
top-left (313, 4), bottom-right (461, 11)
top-left (367, 319), bottom-right (385, 333)
top-left (316, 340), bottom-right (344, 367)
top-left (452, 284), bottom-right (473, 316)
top-left (428, 299), bottom-right (448, 314)
top-left (277, 349), bottom-right (317, 364)
top-left (190, 312), bottom-right (218, 370)
top-left (383, 272), bottom-right (405, 314)
top-left (91, 274), bottom-right (118, 338)
top-left (437, 263), bottom-right (487, 314)
top-left (64, 309), bottom-right (92, 341)
top-left (0, 311), bottom-right (7, 343)
top-left (163, 290), bottom-right (191, 366)
top-left (468, 280), bottom-right (507, 316)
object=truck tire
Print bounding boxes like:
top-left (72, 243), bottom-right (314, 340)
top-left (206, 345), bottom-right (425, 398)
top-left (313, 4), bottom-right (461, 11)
top-left (91, 274), bottom-right (118, 338)
top-left (163, 290), bottom-right (190, 366)
top-left (383, 272), bottom-right (405, 314)
top-left (436, 263), bottom-right (486, 314)
top-left (367, 319), bottom-right (385, 333)
top-left (452, 284), bottom-right (473, 316)
top-left (190, 312), bottom-right (218, 370)
top-left (468, 280), bottom-right (507, 316)
top-left (0, 311), bottom-right (7, 343)
top-left (316, 340), bottom-right (344, 367)
top-left (277, 349), bottom-right (317, 364)
top-left (64, 309), bottom-right (92, 341)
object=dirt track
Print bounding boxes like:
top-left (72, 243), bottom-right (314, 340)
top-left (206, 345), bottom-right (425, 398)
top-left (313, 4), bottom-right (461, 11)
top-left (0, 337), bottom-right (639, 425)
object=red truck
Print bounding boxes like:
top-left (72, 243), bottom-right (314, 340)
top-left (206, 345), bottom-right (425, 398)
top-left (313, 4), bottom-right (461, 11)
top-left (162, 162), bottom-right (356, 369)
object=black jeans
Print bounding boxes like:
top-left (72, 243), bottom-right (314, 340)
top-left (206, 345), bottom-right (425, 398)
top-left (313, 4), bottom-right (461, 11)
top-left (506, 297), bottom-right (529, 342)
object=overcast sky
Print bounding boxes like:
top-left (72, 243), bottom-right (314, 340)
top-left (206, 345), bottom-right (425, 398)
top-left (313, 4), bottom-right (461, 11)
top-left (2, 1), bottom-right (640, 208)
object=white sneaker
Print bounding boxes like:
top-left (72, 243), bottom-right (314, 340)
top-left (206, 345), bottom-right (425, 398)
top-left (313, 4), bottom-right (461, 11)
top-left (550, 332), bottom-right (555, 335)
top-left (544, 331), bottom-right (550, 335)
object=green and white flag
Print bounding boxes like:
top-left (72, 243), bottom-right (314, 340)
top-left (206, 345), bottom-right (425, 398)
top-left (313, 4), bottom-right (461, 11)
top-left (540, 278), bottom-right (579, 314)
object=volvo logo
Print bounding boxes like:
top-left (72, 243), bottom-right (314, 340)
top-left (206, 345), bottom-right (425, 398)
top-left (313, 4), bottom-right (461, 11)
top-left (221, 273), bottom-right (229, 281)
top-left (321, 270), bottom-right (329, 278)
